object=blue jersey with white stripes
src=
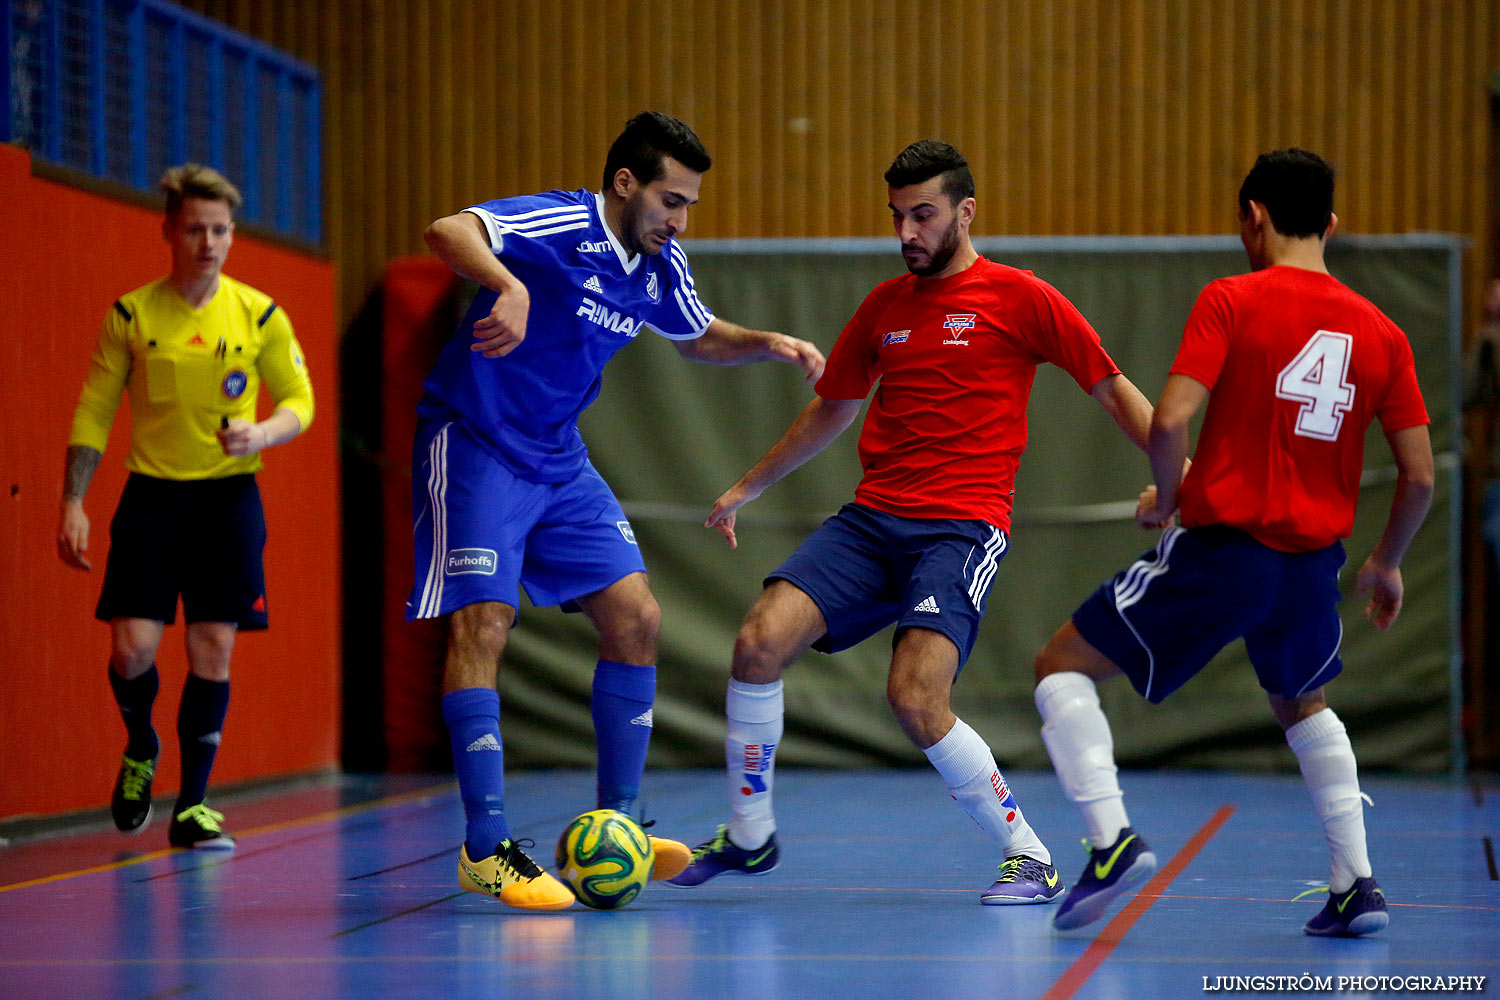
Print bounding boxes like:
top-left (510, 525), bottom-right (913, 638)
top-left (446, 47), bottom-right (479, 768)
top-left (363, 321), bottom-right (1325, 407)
top-left (418, 188), bottom-right (715, 483)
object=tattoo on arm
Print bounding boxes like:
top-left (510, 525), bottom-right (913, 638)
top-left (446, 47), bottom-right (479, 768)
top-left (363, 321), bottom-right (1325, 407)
top-left (63, 445), bottom-right (102, 502)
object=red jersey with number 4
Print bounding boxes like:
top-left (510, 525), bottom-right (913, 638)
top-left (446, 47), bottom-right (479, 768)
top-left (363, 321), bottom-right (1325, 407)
top-left (814, 256), bottom-right (1121, 530)
top-left (1172, 265), bottom-right (1429, 552)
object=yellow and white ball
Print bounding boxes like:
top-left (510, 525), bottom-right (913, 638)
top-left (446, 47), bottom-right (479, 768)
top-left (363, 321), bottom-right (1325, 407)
top-left (555, 809), bottom-right (654, 909)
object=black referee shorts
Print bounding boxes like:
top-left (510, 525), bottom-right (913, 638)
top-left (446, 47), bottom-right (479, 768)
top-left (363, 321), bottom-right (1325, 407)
top-left (95, 472), bottom-right (269, 630)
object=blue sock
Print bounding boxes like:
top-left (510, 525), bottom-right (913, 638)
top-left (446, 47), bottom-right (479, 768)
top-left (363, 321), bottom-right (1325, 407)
top-left (592, 659), bottom-right (656, 815)
top-left (442, 688), bottom-right (509, 857)
top-left (175, 675), bottom-right (229, 812)
top-left (109, 663), bottom-right (160, 762)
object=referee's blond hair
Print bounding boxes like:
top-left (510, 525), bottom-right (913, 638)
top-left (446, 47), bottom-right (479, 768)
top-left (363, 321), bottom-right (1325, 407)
top-left (159, 163), bottom-right (242, 218)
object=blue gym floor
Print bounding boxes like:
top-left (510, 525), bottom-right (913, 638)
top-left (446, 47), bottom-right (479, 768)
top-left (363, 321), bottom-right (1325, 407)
top-left (1, 769), bottom-right (1496, 1000)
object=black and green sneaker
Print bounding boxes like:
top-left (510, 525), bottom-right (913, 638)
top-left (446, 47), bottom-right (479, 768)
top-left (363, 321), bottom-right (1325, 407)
top-left (666, 824), bottom-right (780, 886)
top-left (110, 755), bottom-right (157, 833)
top-left (168, 803), bottom-right (236, 851)
top-left (1303, 877), bottom-right (1389, 937)
top-left (1053, 827), bottom-right (1157, 930)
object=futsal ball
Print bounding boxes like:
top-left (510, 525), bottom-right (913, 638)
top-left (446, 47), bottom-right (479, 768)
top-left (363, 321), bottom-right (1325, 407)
top-left (554, 809), bottom-right (654, 909)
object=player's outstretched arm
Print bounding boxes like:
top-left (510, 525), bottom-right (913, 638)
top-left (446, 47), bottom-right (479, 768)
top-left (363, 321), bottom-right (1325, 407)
top-left (423, 212), bottom-right (530, 358)
top-left (1356, 424), bottom-right (1435, 630)
top-left (57, 444), bottom-right (101, 570)
top-left (1090, 373), bottom-right (1155, 453)
top-left (1138, 374), bottom-right (1209, 529)
top-left (675, 318), bottom-right (826, 383)
top-left (706, 396), bottom-right (862, 548)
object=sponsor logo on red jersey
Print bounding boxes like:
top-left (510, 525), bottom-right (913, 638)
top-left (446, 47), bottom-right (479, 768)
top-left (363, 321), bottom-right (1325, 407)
top-left (943, 314), bottom-right (975, 345)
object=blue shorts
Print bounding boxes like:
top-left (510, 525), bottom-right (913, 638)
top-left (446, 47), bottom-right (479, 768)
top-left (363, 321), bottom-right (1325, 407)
top-left (96, 473), bottom-right (269, 630)
top-left (768, 503), bottom-right (1008, 669)
top-left (407, 419), bottom-right (646, 619)
top-left (1072, 525), bottom-right (1346, 704)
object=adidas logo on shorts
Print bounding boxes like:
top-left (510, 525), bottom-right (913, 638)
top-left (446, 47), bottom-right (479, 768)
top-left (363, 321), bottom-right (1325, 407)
top-left (465, 734), bottom-right (502, 752)
top-left (913, 596), bottom-right (940, 614)
top-left (584, 275), bottom-right (604, 294)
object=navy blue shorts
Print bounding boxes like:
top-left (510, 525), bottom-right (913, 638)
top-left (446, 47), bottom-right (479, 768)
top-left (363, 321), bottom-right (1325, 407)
top-left (768, 503), bottom-right (1008, 669)
top-left (95, 472), bottom-right (269, 630)
top-left (408, 418), bottom-right (646, 619)
top-left (1072, 525), bottom-right (1346, 704)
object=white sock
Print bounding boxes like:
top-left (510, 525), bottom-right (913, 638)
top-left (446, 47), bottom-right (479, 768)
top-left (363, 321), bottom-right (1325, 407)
top-left (725, 678), bottom-right (783, 850)
top-left (923, 717), bottom-right (1050, 864)
top-left (1287, 708), bottom-right (1372, 893)
top-left (1036, 671), bottom-right (1130, 849)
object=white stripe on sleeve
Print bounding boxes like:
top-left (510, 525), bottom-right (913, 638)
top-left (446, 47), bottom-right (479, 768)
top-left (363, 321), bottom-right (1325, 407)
top-left (462, 208), bottom-right (504, 250)
top-left (667, 243), bottom-right (713, 331)
top-left (498, 219), bottom-right (590, 239)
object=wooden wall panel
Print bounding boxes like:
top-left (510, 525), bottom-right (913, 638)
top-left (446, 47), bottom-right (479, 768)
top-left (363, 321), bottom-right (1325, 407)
top-left (175, 0), bottom-right (1498, 328)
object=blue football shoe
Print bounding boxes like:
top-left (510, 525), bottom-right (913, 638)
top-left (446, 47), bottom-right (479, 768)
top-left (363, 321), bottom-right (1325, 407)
top-left (1303, 877), bottom-right (1389, 937)
top-left (665, 825), bottom-right (780, 886)
top-left (981, 855), bottom-right (1066, 904)
top-left (1053, 827), bottom-right (1158, 930)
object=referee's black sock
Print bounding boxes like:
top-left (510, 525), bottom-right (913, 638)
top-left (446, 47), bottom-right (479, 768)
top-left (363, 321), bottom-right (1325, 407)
top-left (108, 663), bottom-right (161, 762)
top-left (175, 675), bottom-right (230, 812)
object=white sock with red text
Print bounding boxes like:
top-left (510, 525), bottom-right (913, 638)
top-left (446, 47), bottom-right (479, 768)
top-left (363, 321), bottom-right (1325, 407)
top-left (924, 716), bottom-right (1050, 863)
top-left (725, 678), bottom-right (782, 851)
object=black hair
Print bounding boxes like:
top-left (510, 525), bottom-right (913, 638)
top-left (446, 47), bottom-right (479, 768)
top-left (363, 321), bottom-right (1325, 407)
top-left (1238, 148), bottom-right (1335, 238)
top-left (602, 111), bottom-right (712, 191)
top-left (883, 139), bottom-right (975, 205)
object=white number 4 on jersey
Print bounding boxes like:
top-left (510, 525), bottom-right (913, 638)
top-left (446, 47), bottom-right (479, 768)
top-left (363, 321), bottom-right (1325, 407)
top-left (1275, 330), bottom-right (1356, 441)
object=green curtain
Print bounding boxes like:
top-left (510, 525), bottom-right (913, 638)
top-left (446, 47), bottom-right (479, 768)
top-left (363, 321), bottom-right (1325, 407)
top-left (495, 236), bottom-right (1459, 774)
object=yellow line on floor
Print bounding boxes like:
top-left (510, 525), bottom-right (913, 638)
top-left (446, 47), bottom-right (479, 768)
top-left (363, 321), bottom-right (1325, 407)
top-left (0, 781), bottom-right (456, 895)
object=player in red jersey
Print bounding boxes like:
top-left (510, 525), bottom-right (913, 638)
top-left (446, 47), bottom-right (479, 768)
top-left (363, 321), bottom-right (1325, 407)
top-left (667, 141), bottom-right (1156, 902)
top-left (1032, 149), bottom-right (1434, 936)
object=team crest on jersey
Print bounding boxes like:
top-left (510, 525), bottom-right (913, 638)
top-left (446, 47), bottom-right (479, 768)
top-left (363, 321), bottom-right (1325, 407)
top-left (882, 329), bottom-right (911, 346)
top-left (646, 271), bottom-right (660, 303)
top-left (221, 368), bottom-right (249, 399)
top-left (943, 313), bottom-right (975, 346)
top-left (577, 297), bottom-right (642, 338)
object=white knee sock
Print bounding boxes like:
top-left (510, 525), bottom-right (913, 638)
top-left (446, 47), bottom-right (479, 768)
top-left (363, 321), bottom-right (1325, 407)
top-left (1286, 708), bottom-right (1372, 893)
top-left (923, 717), bottom-right (1050, 864)
top-left (1035, 671), bottom-right (1130, 849)
top-left (725, 678), bottom-right (783, 850)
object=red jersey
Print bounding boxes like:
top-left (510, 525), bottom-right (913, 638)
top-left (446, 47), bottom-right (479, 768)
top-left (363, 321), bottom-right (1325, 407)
top-left (815, 256), bottom-right (1121, 530)
top-left (1172, 266), bottom-right (1429, 552)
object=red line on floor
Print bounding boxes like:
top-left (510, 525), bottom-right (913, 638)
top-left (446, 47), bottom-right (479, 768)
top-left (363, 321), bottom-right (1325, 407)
top-left (1040, 804), bottom-right (1236, 1000)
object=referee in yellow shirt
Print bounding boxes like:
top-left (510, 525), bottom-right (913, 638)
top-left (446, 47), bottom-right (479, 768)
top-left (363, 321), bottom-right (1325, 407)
top-left (56, 164), bottom-right (314, 851)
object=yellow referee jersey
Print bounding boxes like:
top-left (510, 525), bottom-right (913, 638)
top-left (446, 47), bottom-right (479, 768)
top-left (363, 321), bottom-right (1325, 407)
top-left (69, 275), bottom-right (315, 480)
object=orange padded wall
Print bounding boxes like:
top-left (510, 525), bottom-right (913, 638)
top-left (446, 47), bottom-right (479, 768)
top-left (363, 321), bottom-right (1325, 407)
top-left (0, 145), bottom-right (341, 821)
top-left (378, 258), bottom-right (456, 771)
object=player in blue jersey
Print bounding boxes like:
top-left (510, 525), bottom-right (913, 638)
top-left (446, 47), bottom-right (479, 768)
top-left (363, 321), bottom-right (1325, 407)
top-left (412, 111), bottom-right (825, 909)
